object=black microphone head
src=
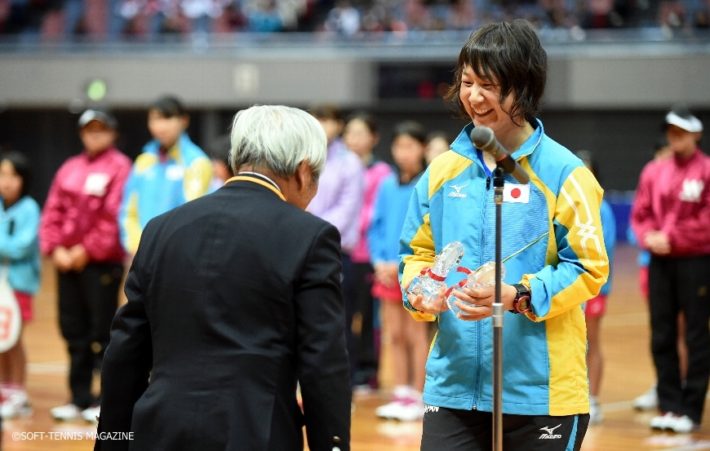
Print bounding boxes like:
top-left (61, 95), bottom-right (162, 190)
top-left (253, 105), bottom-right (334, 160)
top-left (470, 126), bottom-right (494, 150)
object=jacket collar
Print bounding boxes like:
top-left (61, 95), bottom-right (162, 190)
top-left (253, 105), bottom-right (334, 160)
top-left (451, 119), bottom-right (544, 162)
top-left (224, 174), bottom-right (286, 201)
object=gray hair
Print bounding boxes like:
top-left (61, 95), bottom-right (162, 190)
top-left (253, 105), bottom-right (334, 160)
top-left (229, 105), bottom-right (327, 178)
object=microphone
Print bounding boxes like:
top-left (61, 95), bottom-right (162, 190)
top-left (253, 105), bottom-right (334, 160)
top-left (470, 126), bottom-right (529, 184)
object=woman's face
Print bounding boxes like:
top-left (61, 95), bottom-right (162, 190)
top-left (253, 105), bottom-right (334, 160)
top-left (148, 110), bottom-right (188, 149)
top-left (426, 136), bottom-right (449, 164)
top-left (317, 117), bottom-right (343, 144)
top-left (0, 160), bottom-right (23, 204)
top-left (459, 65), bottom-right (518, 139)
top-left (80, 121), bottom-right (116, 156)
top-left (343, 118), bottom-right (378, 158)
top-left (392, 134), bottom-right (425, 176)
top-left (666, 125), bottom-right (699, 158)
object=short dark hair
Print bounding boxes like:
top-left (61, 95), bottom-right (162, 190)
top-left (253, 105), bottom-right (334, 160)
top-left (0, 150), bottom-right (31, 197)
top-left (149, 95), bottom-right (188, 118)
top-left (345, 111), bottom-right (379, 136)
top-left (393, 120), bottom-right (427, 145)
top-left (445, 19), bottom-right (547, 125)
top-left (207, 134), bottom-right (232, 166)
top-left (309, 104), bottom-right (344, 122)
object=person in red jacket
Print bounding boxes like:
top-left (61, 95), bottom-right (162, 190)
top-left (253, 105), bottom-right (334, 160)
top-left (631, 105), bottom-right (710, 434)
top-left (39, 109), bottom-right (131, 424)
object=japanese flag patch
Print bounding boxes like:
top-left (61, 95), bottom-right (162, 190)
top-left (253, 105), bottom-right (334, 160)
top-left (503, 183), bottom-right (530, 203)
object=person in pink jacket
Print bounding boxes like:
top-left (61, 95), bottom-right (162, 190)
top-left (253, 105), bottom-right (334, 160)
top-left (39, 109), bottom-right (131, 424)
top-left (631, 105), bottom-right (710, 434)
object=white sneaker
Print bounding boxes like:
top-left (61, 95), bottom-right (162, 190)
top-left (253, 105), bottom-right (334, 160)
top-left (650, 412), bottom-right (678, 430)
top-left (51, 403), bottom-right (81, 421)
top-left (375, 400), bottom-right (402, 419)
top-left (81, 405), bottom-right (100, 423)
top-left (589, 398), bottom-right (603, 425)
top-left (389, 400), bottom-right (424, 422)
top-left (0, 390), bottom-right (32, 419)
top-left (670, 415), bottom-right (698, 434)
top-left (633, 386), bottom-right (658, 411)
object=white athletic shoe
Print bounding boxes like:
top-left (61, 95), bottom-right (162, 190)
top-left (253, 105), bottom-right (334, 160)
top-left (81, 405), bottom-right (100, 423)
top-left (375, 400), bottom-right (402, 419)
top-left (376, 386), bottom-right (424, 421)
top-left (389, 400), bottom-right (424, 422)
top-left (670, 415), bottom-right (698, 434)
top-left (650, 412), bottom-right (678, 431)
top-left (51, 403), bottom-right (81, 421)
top-left (633, 386), bottom-right (658, 411)
top-left (0, 390), bottom-right (32, 419)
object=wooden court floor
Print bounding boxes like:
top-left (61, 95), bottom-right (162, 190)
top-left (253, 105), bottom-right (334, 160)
top-left (3, 243), bottom-right (710, 450)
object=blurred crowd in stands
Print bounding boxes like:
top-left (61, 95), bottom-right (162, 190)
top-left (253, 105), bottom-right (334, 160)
top-left (0, 0), bottom-right (709, 42)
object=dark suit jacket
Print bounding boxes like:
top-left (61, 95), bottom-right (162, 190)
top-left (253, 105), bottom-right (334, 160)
top-left (96, 176), bottom-right (351, 451)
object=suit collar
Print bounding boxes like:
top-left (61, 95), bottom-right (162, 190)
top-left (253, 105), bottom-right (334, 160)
top-left (225, 174), bottom-right (286, 201)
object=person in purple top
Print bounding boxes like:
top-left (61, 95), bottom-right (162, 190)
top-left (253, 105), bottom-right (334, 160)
top-left (343, 112), bottom-right (392, 391)
top-left (308, 104), bottom-right (365, 386)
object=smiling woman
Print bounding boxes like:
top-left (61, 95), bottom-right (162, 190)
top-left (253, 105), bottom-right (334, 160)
top-left (399, 19), bottom-right (609, 451)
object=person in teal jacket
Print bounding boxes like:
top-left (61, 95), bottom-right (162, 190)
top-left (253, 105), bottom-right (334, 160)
top-left (119, 95), bottom-right (213, 255)
top-left (400, 20), bottom-right (609, 450)
top-left (368, 121), bottom-right (428, 422)
top-left (0, 151), bottom-right (40, 420)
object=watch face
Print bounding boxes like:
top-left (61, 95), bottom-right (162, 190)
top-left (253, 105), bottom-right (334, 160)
top-left (517, 296), bottom-right (531, 313)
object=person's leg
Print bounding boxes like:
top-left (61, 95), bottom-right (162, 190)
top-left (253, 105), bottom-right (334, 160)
top-left (383, 300), bottom-right (407, 389)
top-left (0, 351), bottom-right (10, 382)
top-left (407, 312), bottom-right (429, 393)
top-left (586, 315), bottom-right (602, 398)
top-left (677, 312), bottom-right (688, 381)
top-left (676, 256), bottom-right (710, 425)
top-left (5, 334), bottom-right (26, 388)
top-left (352, 262), bottom-right (378, 388)
top-left (339, 253), bottom-right (358, 385)
top-left (57, 269), bottom-right (93, 410)
top-left (6, 291), bottom-right (32, 390)
top-left (83, 263), bottom-right (123, 402)
top-left (375, 299), bottom-right (410, 419)
top-left (648, 256), bottom-right (683, 416)
top-left (0, 330), bottom-right (31, 419)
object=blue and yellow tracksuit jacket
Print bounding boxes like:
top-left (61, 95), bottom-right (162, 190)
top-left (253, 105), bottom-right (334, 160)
top-left (119, 133), bottom-right (212, 254)
top-left (399, 120), bottom-right (609, 416)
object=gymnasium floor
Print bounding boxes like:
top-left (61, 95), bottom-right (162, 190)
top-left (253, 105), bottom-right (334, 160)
top-left (3, 243), bottom-right (710, 450)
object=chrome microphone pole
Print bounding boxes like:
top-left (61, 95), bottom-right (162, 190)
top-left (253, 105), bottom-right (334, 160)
top-left (492, 166), bottom-right (505, 451)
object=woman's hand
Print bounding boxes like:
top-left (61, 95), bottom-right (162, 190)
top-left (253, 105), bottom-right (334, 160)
top-left (450, 283), bottom-right (517, 321)
top-left (406, 285), bottom-right (448, 315)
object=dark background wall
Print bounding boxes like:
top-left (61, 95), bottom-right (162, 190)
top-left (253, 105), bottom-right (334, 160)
top-left (2, 104), bottom-right (708, 207)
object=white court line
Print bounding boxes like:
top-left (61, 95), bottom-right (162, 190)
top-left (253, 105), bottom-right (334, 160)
top-left (28, 361), bottom-right (67, 374)
top-left (603, 391), bottom-right (710, 413)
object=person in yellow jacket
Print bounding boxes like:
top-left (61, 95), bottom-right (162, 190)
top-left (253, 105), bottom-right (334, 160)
top-left (400, 19), bottom-right (608, 450)
top-left (119, 95), bottom-right (212, 255)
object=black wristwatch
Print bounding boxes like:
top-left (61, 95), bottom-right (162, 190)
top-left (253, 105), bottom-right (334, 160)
top-left (510, 283), bottom-right (532, 314)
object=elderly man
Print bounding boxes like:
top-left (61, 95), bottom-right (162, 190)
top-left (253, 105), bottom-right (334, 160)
top-left (95, 105), bottom-right (351, 451)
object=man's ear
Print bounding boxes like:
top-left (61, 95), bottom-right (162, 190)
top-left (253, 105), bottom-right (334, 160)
top-left (295, 161), bottom-right (309, 190)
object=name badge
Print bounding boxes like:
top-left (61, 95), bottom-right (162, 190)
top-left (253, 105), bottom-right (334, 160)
top-left (166, 165), bottom-right (185, 181)
top-left (84, 173), bottom-right (110, 196)
top-left (503, 183), bottom-right (530, 203)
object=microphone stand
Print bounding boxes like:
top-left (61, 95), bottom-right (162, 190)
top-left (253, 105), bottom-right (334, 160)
top-left (492, 166), bottom-right (505, 451)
